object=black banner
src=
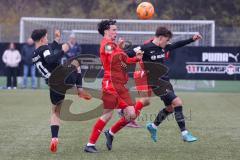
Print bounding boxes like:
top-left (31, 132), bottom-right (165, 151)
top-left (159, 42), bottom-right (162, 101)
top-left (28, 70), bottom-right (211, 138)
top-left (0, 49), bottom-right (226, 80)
top-left (0, 43), bottom-right (239, 80)
top-left (167, 47), bottom-right (240, 80)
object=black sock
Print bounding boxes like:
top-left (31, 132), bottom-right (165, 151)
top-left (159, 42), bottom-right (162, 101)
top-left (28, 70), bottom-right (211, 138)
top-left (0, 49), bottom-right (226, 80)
top-left (174, 106), bottom-right (186, 132)
top-left (51, 125), bottom-right (59, 138)
top-left (154, 108), bottom-right (172, 126)
top-left (76, 73), bottom-right (82, 88)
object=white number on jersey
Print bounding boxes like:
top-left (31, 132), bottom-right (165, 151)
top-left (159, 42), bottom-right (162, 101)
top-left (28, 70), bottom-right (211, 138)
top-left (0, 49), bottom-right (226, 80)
top-left (36, 61), bottom-right (51, 79)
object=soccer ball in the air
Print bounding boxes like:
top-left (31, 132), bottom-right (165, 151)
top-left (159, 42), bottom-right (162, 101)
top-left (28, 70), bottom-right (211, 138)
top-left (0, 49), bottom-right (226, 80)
top-left (136, 2), bottom-right (155, 20)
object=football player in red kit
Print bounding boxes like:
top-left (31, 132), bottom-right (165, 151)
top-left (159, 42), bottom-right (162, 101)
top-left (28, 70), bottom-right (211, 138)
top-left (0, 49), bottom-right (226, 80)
top-left (84, 19), bottom-right (149, 153)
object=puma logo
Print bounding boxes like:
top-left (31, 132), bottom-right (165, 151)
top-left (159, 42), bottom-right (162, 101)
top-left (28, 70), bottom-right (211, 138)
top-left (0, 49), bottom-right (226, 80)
top-left (229, 53), bottom-right (239, 62)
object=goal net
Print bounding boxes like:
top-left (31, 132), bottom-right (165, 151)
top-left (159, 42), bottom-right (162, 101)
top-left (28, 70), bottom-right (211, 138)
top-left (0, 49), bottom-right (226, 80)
top-left (20, 17), bottom-right (215, 90)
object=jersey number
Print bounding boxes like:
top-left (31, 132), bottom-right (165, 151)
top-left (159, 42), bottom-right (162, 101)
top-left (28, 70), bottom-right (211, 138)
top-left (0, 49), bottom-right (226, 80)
top-left (36, 61), bottom-right (50, 79)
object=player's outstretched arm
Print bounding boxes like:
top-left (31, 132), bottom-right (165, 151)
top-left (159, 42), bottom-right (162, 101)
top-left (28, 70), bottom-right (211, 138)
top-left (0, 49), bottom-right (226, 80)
top-left (45, 43), bottom-right (69, 64)
top-left (118, 37), bottom-right (125, 49)
top-left (54, 29), bottom-right (61, 43)
top-left (166, 33), bottom-right (202, 51)
top-left (125, 49), bottom-right (143, 64)
top-left (192, 33), bottom-right (202, 41)
top-left (125, 47), bottom-right (137, 58)
top-left (50, 30), bottom-right (62, 50)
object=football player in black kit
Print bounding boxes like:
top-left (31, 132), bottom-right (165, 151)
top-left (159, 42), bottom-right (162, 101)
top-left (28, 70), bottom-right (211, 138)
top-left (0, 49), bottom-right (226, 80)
top-left (31, 29), bottom-right (91, 153)
top-left (128, 27), bottom-right (202, 142)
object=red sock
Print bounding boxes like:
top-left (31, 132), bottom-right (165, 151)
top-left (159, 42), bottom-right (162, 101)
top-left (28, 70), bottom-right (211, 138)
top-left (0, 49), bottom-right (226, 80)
top-left (110, 101), bottom-right (144, 135)
top-left (89, 118), bottom-right (106, 144)
top-left (110, 117), bottom-right (129, 134)
top-left (135, 101), bottom-right (144, 116)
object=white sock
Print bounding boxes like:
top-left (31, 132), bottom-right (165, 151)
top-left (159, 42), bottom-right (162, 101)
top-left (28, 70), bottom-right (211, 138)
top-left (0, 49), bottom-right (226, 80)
top-left (181, 130), bottom-right (188, 136)
top-left (151, 123), bottom-right (157, 129)
top-left (87, 143), bottom-right (95, 146)
top-left (109, 130), bottom-right (115, 136)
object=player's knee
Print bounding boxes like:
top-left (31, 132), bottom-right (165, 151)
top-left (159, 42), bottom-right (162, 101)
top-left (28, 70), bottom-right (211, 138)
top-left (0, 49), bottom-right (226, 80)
top-left (166, 105), bottom-right (174, 113)
top-left (52, 105), bottom-right (61, 115)
top-left (128, 110), bottom-right (137, 120)
top-left (139, 97), bottom-right (150, 107)
top-left (123, 109), bottom-right (136, 121)
top-left (124, 114), bottom-right (136, 121)
top-left (144, 98), bottom-right (150, 106)
top-left (130, 112), bottom-right (137, 120)
top-left (101, 112), bottom-right (113, 122)
top-left (172, 97), bottom-right (183, 107)
top-left (124, 115), bottom-right (130, 122)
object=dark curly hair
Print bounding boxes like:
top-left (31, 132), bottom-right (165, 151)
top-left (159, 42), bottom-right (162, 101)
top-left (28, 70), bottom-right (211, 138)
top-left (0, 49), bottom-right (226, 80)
top-left (97, 19), bottom-right (116, 36)
top-left (155, 27), bottom-right (173, 38)
top-left (31, 29), bottom-right (47, 42)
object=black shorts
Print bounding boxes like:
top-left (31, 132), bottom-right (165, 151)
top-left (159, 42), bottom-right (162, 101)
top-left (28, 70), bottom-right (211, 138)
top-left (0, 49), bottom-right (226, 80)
top-left (160, 90), bottom-right (177, 106)
top-left (49, 69), bottom-right (79, 105)
top-left (50, 88), bottom-right (65, 105)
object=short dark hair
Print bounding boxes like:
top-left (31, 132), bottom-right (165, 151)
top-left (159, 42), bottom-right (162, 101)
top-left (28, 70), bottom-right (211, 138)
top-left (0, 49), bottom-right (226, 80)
top-left (97, 19), bottom-right (116, 36)
top-left (31, 29), bottom-right (47, 42)
top-left (155, 27), bottom-right (173, 38)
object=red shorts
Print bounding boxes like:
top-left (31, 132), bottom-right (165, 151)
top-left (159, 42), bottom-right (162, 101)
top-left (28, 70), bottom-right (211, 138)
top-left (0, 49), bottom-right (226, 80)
top-left (134, 70), bottom-right (152, 96)
top-left (102, 80), bottom-right (134, 109)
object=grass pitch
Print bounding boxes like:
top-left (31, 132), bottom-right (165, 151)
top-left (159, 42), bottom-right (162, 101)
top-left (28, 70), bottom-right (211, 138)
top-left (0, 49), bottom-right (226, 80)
top-left (0, 89), bottom-right (240, 160)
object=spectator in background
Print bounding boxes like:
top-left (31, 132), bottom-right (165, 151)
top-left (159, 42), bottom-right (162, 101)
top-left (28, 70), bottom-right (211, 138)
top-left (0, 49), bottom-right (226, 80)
top-left (66, 33), bottom-right (82, 59)
top-left (21, 38), bottom-right (36, 89)
top-left (2, 43), bottom-right (21, 89)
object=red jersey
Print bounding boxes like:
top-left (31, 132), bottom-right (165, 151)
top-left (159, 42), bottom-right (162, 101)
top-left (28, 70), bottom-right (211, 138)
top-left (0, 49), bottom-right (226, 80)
top-left (100, 38), bottom-right (139, 93)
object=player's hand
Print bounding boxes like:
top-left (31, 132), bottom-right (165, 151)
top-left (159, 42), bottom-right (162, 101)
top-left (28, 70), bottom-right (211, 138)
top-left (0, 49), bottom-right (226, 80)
top-left (192, 33), bottom-right (202, 41)
top-left (55, 29), bottom-right (61, 38)
top-left (62, 43), bottom-right (69, 53)
top-left (54, 29), bottom-right (61, 42)
top-left (70, 59), bottom-right (80, 68)
top-left (78, 88), bottom-right (92, 100)
top-left (136, 50), bottom-right (144, 60)
top-left (118, 37), bottom-right (125, 49)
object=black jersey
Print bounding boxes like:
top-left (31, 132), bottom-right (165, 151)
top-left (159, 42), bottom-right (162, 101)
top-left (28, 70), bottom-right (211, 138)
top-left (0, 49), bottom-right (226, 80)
top-left (32, 41), bottom-right (64, 80)
top-left (132, 38), bottom-right (194, 64)
top-left (126, 38), bottom-right (195, 81)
